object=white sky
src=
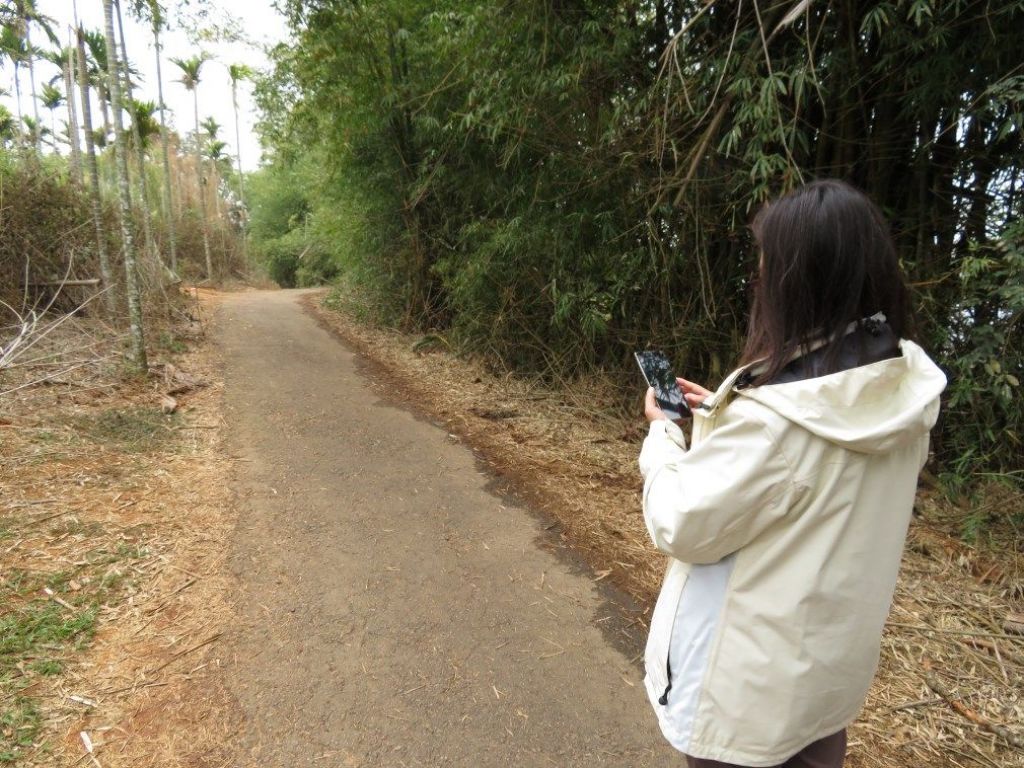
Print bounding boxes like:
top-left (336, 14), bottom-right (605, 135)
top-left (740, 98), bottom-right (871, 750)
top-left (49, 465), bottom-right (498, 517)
top-left (2, 0), bottom-right (288, 171)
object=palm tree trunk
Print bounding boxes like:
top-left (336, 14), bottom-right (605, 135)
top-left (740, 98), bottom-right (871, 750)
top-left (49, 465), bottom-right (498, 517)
top-left (99, 89), bottom-right (111, 141)
top-left (153, 22), bottom-right (178, 274)
top-left (65, 35), bottom-right (83, 183)
top-left (212, 165), bottom-right (227, 260)
top-left (213, 168), bottom-right (222, 220)
top-left (231, 79), bottom-right (248, 262)
top-left (115, 0), bottom-right (159, 271)
top-left (104, 0), bottom-right (147, 372)
top-left (13, 64), bottom-right (24, 146)
top-left (194, 88), bottom-right (213, 279)
top-left (77, 26), bottom-right (115, 316)
top-left (231, 80), bottom-right (247, 209)
top-left (22, 5), bottom-right (42, 151)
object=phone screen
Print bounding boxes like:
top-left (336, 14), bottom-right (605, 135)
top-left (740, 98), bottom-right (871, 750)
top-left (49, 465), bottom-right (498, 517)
top-left (634, 351), bottom-right (691, 420)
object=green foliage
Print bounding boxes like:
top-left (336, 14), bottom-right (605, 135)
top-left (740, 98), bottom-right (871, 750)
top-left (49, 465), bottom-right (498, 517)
top-left (0, 105), bottom-right (14, 143)
top-left (254, 0), bottom-right (1024, 492)
top-left (937, 219), bottom-right (1024, 481)
top-left (261, 236), bottom-right (299, 287)
top-left (246, 157), bottom-right (351, 288)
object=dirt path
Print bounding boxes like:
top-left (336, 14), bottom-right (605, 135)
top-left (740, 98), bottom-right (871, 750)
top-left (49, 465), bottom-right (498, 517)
top-left (217, 289), bottom-right (677, 767)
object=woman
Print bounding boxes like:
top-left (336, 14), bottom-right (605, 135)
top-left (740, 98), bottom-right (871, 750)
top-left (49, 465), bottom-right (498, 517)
top-left (639, 180), bottom-right (946, 768)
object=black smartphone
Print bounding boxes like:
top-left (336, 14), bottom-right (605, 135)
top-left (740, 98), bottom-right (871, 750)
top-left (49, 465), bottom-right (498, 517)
top-left (634, 350), bottom-right (692, 420)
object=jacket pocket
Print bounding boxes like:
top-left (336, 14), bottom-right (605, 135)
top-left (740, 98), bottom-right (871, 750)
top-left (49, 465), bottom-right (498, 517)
top-left (657, 656), bottom-right (673, 705)
top-left (645, 562), bottom-right (688, 705)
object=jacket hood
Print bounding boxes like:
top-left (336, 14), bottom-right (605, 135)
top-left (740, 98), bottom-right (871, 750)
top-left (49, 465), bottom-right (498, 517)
top-left (734, 340), bottom-right (947, 454)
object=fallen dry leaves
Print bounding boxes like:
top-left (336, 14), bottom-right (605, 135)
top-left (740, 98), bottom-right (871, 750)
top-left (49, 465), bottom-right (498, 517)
top-left (0, 291), bottom-right (238, 767)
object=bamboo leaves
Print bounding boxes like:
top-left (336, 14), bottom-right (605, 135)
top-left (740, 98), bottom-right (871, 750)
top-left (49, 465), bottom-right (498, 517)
top-left (253, 0), bottom-right (1024, 485)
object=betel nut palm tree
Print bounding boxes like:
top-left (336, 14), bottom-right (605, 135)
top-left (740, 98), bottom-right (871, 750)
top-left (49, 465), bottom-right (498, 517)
top-left (103, 0), bottom-right (148, 372)
top-left (43, 45), bottom-right (84, 180)
top-left (0, 23), bottom-right (30, 145)
top-left (16, 0), bottom-right (59, 151)
top-left (114, 1), bottom-right (159, 270)
top-left (228, 63), bottom-right (253, 213)
top-left (143, 0), bottom-right (179, 273)
top-left (171, 53), bottom-right (213, 280)
top-left (39, 80), bottom-right (62, 145)
top-left (75, 19), bottom-right (115, 315)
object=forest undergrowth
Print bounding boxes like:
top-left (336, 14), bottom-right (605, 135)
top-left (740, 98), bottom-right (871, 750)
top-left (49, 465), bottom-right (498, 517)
top-left (311, 286), bottom-right (1024, 768)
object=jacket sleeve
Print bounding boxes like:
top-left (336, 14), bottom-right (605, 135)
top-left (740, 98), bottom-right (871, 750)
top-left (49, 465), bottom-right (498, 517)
top-left (638, 403), bottom-right (795, 565)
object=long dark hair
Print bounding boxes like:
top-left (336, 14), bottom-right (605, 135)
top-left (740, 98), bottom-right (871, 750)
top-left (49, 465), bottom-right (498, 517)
top-left (741, 179), bottom-right (908, 385)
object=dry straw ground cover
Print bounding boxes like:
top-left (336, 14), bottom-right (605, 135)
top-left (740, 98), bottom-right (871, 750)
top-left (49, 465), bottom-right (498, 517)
top-left (0, 293), bottom-right (237, 767)
top-left (309, 289), bottom-right (1024, 768)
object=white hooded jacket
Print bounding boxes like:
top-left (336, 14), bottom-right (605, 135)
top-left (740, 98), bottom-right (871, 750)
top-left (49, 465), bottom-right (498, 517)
top-left (638, 337), bottom-right (946, 766)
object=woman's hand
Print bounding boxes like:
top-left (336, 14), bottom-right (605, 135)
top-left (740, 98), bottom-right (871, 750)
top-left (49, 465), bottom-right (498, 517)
top-left (678, 377), bottom-right (712, 409)
top-left (646, 378), bottom-right (713, 423)
top-left (644, 387), bottom-right (667, 422)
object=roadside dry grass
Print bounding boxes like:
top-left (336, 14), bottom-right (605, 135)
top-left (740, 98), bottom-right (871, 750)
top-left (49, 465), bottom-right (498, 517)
top-left (0, 291), bottom-right (237, 767)
top-left (308, 288), bottom-right (1024, 768)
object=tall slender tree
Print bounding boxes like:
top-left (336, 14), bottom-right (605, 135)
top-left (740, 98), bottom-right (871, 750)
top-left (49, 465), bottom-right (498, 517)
top-left (45, 43), bottom-right (84, 180)
top-left (76, 21), bottom-right (115, 315)
top-left (114, 0), bottom-right (158, 269)
top-left (205, 136), bottom-right (231, 258)
top-left (104, 0), bottom-right (147, 372)
top-left (227, 63), bottom-right (252, 213)
top-left (127, 98), bottom-right (166, 263)
top-left (171, 53), bottom-right (213, 279)
top-left (83, 29), bottom-right (111, 141)
top-left (144, 0), bottom-right (178, 273)
top-left (17, 1), bottom-right (40, 149)
top-left (0, 24), bottom-right (29, 145)
top-left (65, 40), bottom-right (83, 181)
top-left (200, 117), bottom-right (224, 222)
top-left (16, 1), bottom-right (58, 151)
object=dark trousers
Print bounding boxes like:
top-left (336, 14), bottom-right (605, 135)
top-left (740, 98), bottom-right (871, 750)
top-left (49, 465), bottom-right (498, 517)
top-left (686, 729), bottom-right (846, 768)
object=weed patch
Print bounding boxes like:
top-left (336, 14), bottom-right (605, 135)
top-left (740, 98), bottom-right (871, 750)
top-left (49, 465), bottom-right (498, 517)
top-left (72, 407), bottom-right (178, 452)
top-left (157, 331), bottom-right (189, 354)
top-left (26, 660), bottom-right (61, 677)
top-left (0, 699), bottom-right (42, 764)
top-left (0, 602), bottom-right (97, 659)
top-left (46, 519), bottom-right (106, 539)
top-left (0, 598), bottom-right (96, 762)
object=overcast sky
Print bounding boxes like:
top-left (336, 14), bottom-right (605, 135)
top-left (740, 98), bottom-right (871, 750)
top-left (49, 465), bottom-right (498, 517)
top-left (2, 0), bottom-right (287, 171)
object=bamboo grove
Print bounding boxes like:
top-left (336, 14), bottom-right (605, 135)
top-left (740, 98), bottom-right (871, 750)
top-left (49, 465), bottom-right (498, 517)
top-left (0, 0), bottom-right (249, 374)
top-left (251, 0), bottom-right (1024, 492)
